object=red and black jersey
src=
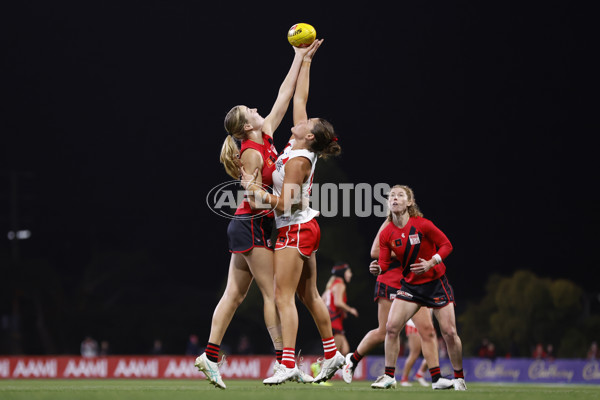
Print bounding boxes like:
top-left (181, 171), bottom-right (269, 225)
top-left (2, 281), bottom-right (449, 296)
top-left (376, 258), bottom-right (404, 289)
top-left (378, 217), bottom-right (453, 285)
top-left (235, 133), bottom-right (278, 216)
top-left (324, 278), bottom-right (347, 325)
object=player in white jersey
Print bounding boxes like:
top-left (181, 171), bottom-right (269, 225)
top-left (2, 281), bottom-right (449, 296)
top-left (241, 38), bottom-right (345, 385)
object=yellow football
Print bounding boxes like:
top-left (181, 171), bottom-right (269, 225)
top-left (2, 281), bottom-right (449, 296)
top-left (287, 23), bottom-right (316, 47)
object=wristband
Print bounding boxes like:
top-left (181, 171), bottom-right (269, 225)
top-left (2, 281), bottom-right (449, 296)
top-left (432, 254), bottom-right (442, 265)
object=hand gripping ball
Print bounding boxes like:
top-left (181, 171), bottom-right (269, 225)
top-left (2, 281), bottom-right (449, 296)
top-left (287, 23), bottom-right (316, 47)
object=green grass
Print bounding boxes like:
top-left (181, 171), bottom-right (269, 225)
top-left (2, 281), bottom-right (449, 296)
top-left (0, 379), bottom-right (599, 400)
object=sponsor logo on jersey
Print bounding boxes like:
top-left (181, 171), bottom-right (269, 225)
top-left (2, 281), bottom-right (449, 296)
top-left (277, 236), bottom-right (286, 243)
top-left (397, 290), bottom-right (413, 298)
top-left (409, 234), bottom-right (421, 245)
top-left (393, 238), bottom-right (402, 247)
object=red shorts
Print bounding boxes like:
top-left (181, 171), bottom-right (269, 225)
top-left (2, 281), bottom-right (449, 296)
top-left (331, 321), bottom-right (345, 335)
top-left (275, 219), bottom-right (320, 257)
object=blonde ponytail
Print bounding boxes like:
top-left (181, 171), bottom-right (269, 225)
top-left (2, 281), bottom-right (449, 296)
top-left (220, 135), bottom-right (241, 179)
top-left (220, 105), bottom-right (249, 179)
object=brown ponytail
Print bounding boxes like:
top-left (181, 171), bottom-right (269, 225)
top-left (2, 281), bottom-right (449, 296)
top-left (220, 106), bottom-right (248, 179)
top-left (309, 118), bottom-right (341, 159)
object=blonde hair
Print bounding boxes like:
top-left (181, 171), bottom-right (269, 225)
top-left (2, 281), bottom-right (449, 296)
top-left (220, 106), bottom-right (248, 179)
top-left (386, 185), bottom-right (424, 221)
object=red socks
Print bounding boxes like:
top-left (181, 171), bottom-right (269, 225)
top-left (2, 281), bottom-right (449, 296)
top-left (282, 348), bottom-right (296, 368)
top-left (322, 337), bottom-right (337, 359)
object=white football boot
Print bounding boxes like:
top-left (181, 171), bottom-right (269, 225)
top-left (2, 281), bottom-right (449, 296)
top-left (294, 353), bottom-right (314, 383)
top-left (342, 353), bottom-right (355, 384)
top-left (432, 377), bottom-right (454, 389)
top-left (263, 365), bottom-right (302, 385)
top-left (416, 376), bottom-right (429, 387)
top-left (313, 351), bottom-right (345, 383)
top-left (194, 353), bottom-right (226, 389)
top-left (453, 378), bottom-right (467, 390)
top-left (371, 374), bottom-right (397, 389)
top-left (263, 361), bottom-right (284, 383)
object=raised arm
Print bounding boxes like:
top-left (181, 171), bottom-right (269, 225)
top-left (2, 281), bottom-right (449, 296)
top-left (262, 41), bottom-right (323, 137)
top-left (293, 39), bottom-right (323, 127)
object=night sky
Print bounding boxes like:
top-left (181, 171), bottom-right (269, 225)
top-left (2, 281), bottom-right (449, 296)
top-left (2, 2), bottom-right (597, 353)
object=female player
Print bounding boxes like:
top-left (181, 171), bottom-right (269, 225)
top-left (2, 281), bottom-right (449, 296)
top-left (241, 38), bottom-right (345, 384)
top-left (322, 262), bottom-right (358, 355)
top-left (342, 212), bottom-right (447, 390)
top-left (370, 185), bottom-right (466, 390)
top-left (194, 40), bottom-right (322, 390)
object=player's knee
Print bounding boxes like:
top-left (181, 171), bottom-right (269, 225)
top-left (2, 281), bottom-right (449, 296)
top-left (419, 326), bottom-right (436, 340)
top-left (298, 290), bottom-right (320, 307)
top-left (440, 327), bottom-right (458, 342)
top-left (385, 323), bottom-right (402, 338)
top-left (274, 294), bottom-right (294, 310)
top-left (223, 289), bottom-right (247, 308)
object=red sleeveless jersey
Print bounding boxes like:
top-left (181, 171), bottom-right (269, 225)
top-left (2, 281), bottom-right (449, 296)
top-left (235, 133), bottom-right (278, 216)
top-left (378, 217), bottom-right (453, 285)
top-left (324, 278), bottom-right (346, 329)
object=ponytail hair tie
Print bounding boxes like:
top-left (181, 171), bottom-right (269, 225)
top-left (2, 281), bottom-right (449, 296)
top-left (332, 137), bottom-right (338, 142)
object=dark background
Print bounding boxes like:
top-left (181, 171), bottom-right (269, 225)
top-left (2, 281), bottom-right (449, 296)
top-left (1, 2), bottom-right (597, 356)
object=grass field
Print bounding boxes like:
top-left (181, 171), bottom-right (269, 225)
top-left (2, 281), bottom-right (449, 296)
top-left (1, 379), bottom-right (599, 400)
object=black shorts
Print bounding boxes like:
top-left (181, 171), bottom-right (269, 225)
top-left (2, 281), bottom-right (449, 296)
top-left (373, 281), bottom-right (402, 302)
top-left (227, 216), bottom-right (275, 253)
top-left (395, 274), bottom-right (456, 308)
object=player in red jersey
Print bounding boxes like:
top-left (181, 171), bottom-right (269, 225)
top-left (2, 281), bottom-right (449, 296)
top-left (370, 185), bottom-right (466, 390)
top-left (343, 211), bottom-right (441, 389)
top-left (241, 38), bottom-right (346, 385)
top-left (322, 263), bottom-right (359, 355)
top-left (194, 40), bottom-right (322, 390)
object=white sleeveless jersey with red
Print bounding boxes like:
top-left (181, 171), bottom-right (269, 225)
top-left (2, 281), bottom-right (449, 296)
top-left (272, 139), bottom-right (319, 229)
top-left (234, 133), bottom-right (278, 216)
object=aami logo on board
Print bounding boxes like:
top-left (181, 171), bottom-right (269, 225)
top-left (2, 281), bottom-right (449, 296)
top-left (63, 359), bottom-right (108, 378)
top-left (12, 359), bottom-right (57, 378)
top-left (114, 359), bottom-right (159, 377)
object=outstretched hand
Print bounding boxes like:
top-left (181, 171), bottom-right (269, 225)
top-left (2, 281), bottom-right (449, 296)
top-left (294, 38), bottom-right (324, 61)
